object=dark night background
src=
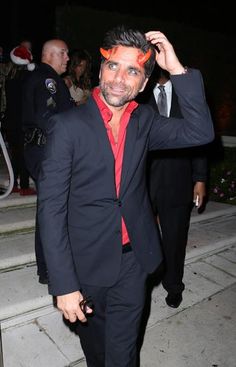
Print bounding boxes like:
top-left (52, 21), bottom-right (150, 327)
top-left (1, 1), bottom-right (234, 54)
top-left (1, 0), bottom-right (236, 136)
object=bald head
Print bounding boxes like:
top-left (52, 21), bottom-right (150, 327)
top-left (41, 39), bottom-right (69, 75)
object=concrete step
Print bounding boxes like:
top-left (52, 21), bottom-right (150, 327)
top-left (0, 232), bottom-right (35, 271)
top-left (0, 192), bottom-right (36, 209)
top-left (0, 265), bottom-right (51, 321)
top-left (2, 243), bottom-right (236, 367)
top-left (0, 192), bottom-right (36, 240)
top-left (187, 209), bottom-right (236, 261)
top-left (0, 200), bottom-right (235, 326)
top-left (0, 205), bottom-right (36, 235)
top-left (1, 207), bottom-right (235, 274)
top-left (190, 200), bottom-right (236, 223)
top-left (0, 200), bottom-right (235, 276)
top-left (1, 159), bottom-right (235, 366)
top-left (0, 196), bottom-right (235, 237)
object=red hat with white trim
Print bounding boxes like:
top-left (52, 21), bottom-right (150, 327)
top-left (10, 45), bottom-right (35, 71)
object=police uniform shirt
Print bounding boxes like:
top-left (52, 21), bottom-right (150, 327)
top-left (22, 63), bottom-right (75, 131)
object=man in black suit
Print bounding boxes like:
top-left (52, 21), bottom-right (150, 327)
top-left (38, 26), bottom-right (214, 367)
top-left (145, 67), bottom-right (207, 308)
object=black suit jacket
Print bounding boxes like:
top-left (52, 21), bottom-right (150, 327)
top-left (147, 86), bottom-right (208, 208)
top-left (38, 69), bottom-right (214, 296)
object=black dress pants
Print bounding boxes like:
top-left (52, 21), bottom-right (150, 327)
top-left (157, 201), bottom-right (192, 294)
top-left (76, 250), bottom-right (147, 367)
top-left (24, 145), bottom-right (47, 277)
top-left (7, 133), bottom-right (30, 189)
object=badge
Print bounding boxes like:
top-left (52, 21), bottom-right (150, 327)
top-left (45, 78), bottom-right (57, 94)
top-left (47, 97), bottom-right (56, 108)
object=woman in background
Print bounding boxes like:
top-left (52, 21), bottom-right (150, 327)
top-left (64, 48), bottom-right (92, 105)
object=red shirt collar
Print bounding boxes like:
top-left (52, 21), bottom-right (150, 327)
top-left (92, 87), bottom-right (138, 125)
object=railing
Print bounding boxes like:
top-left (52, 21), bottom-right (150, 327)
top-left (0, 129), bottom-right (13, 366)
top-left (0, 130), bottom-right (14, 199)
top-left (0, 326), bottom-right (3, 367)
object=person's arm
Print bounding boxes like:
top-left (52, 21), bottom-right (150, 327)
top-left (38, 114), bottom-right (80, 294)
top-left (148, 70), bottom-right (214, 150)
top-left (146, 31), bottom-right (186, 75)
top-left (145, 31), bottom-right (214, 150)
top-left (191, 153), bottom-right (208, 208)
top-left (38, 114), bottom-right (93, 322)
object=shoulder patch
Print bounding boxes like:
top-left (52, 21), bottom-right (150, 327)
top-left (45, 78), bottom-right (57, 94)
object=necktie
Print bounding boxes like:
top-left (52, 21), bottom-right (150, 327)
top-left (157, 85), bottom-right (168, 117)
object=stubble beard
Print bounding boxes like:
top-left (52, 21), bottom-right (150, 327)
top-left (100, 81), bottom-right (137, 108)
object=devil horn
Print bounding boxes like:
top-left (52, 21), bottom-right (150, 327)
top-left (100, 48), bottom-right (111, 59)
top-left (138, 49), bottom-right (152, 66)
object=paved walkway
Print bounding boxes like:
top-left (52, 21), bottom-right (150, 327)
top-left (1, 200), bottom-right (236, 366)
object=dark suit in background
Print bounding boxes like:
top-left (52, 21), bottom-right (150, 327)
top-left (144, 69), bottom-right (208, 307)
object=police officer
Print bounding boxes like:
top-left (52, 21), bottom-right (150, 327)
top-left (23, 39), bottom-right (75, 284)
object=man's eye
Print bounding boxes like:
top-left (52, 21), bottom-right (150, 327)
top-left (108, 63), bottom-right (117, 70)
top-left (128, 68), bottom-right (138, 76)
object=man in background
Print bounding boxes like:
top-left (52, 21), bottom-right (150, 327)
top-left (144, 67), bottom-right (208, 308)
top-left (22, 39), bottom-right (75, 284)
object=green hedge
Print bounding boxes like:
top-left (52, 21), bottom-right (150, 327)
top-left (208, 146), bottom-right (236, 205)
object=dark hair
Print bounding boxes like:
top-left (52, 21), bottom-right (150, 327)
top-left (67, 48), bottom-right (92, 90)
top-left (101, 25), bottom-right (156, 77)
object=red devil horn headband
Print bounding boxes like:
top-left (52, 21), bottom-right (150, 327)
top-left (100, 48), bottom-right (112, 59)
top-left (100, 47), bottom-right (152, 66)
top-left (137, 49), bottom-right (152, 66)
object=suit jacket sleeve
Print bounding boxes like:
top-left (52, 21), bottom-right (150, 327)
top-left (38, 115), bottom-right (80, 296)
top-left (148, 69), bottom-right (214, 150)
top-left (191, 153), bottom-right (208, 182)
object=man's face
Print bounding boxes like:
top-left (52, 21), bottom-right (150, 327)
top-left (50, 42), bottom-right (69, 75)
top-left (99, 46), bottom-right (148, 108)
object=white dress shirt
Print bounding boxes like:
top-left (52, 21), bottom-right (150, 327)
top-left (153, 80), bottom-right (172, 117)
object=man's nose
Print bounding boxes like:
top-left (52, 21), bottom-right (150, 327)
top-left (114, 68), bottom-right (126, 82)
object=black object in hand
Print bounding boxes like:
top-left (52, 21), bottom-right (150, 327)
top-left (79, 296), bottom-right (93, 313)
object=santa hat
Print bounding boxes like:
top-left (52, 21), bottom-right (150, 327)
top-left (10, 45), bottom-right (35, 71)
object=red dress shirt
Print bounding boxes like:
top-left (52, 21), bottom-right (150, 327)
top-left (92, 87), bottom-right (138, 245)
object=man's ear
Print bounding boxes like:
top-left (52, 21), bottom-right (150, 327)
top-left (139, 78), bottom-right (149, 93)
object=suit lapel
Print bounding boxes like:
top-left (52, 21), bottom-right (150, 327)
top-left (119, 113), bottom-right (139, 197)
top-left (86, 99), bottom-right (115, 186)
top-left (96, 115), bottom-right (115, 168)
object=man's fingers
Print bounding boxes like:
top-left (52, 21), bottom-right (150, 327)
top-left (57, 292), bottom-right (93, 323)
top-left (63, 309), bottom-right (84, 323)
top-left (62, 311), bottom-right (70, 320)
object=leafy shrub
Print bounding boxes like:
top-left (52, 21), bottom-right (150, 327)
top-left (208, 147), bottom-right (236, 205)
